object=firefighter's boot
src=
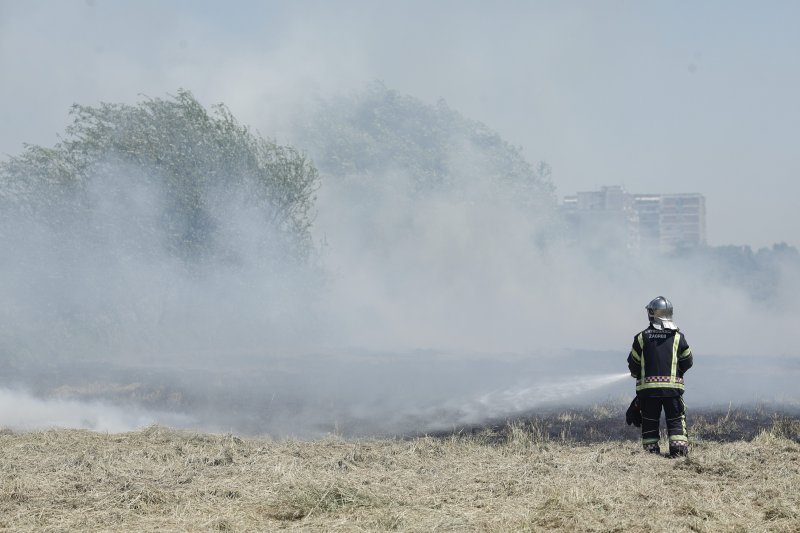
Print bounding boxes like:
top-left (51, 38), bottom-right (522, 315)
top-left (643, 442), bottom-right (660, 454)
top-left (668, 441), bottom-right (688, 458)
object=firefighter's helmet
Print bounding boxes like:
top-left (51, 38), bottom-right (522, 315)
top-left (646, 296), bottom-right (677, 330)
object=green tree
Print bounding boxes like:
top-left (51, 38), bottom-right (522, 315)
top-left (295, 81), bottom-right (555, 212)
top-left (0, 89), bottom-right (319, 264)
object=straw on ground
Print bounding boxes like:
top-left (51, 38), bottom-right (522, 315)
top-left (1, 419), bottom-right (799, 532)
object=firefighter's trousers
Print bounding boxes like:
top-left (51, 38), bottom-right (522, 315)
top-left (640, 396), bottom-right (688, 455)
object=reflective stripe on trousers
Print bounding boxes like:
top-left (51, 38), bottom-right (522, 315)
top-left (640, 396), bottom-right (688, 448)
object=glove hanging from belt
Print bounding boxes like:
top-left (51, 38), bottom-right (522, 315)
top-left (625, 396), bottom-right (641, 427)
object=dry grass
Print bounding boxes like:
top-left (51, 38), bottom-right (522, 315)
top-left (1, 421), bottom-right (799, 532)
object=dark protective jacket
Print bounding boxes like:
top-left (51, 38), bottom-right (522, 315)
top-left (627, 325), bottom-right (693, 397)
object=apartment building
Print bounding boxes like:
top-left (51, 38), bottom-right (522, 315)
top-left (562, 186), bottom-right (706, 252)
top-left (653, 193), bottom-right (707, 249)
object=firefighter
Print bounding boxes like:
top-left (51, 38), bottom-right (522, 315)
top-left (627, 296), bottom-right (693, 457)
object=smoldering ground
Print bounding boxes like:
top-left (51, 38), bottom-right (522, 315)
top-left (1, 90), bottom-right (799, 438)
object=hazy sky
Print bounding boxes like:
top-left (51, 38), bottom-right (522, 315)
top-left (1, 0), bottom-right (798, 247)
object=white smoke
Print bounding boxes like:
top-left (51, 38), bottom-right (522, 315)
top-left (0, 387), bottom-right (192, 433)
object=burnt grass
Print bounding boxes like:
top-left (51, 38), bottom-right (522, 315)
top-left (429, 403), bottom-right (800, 444)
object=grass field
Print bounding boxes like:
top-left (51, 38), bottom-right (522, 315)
top-left (1, 410), bottom-right (799, 532)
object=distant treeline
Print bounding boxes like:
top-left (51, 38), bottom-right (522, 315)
top-left (669, 243), bottom-right (800, 307)
top-left (1, 84), bottom-right (557, 266)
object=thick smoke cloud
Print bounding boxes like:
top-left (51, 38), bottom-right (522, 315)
top-left (2, 87), bottom-right (798, 438)
top-left (2, 0), bottom-right (800, 435)
top-left (295, 87), bottom-right (800, 361)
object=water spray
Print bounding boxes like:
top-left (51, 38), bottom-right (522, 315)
top-left (444, 372), bottom-right (631, 427)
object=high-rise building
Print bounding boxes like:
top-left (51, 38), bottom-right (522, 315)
top-left (652, 193), bottom-right (706, 250)
top-left (562, 187), bottom-right (706, 252)
top-left (561, 186), bottom-right (640, 252)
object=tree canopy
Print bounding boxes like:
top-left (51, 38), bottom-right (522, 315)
top-left (295, 82), bottom-right (555, 213)
top-left (0, 89), bottom-right (318, 265)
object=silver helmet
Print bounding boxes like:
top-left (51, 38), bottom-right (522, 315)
top-left (646, 296), bottom-right (677, 330)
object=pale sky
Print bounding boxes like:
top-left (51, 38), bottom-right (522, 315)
top-left (1, 0), bottom-right (798, 247)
